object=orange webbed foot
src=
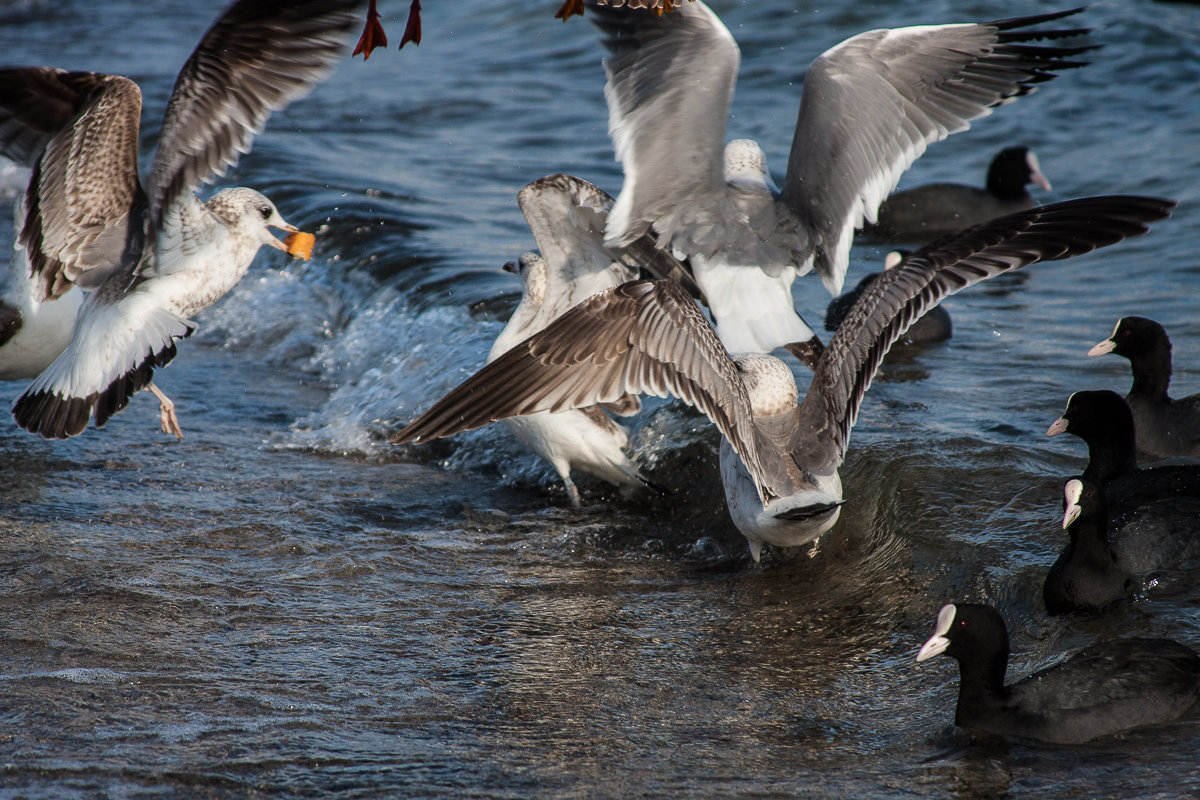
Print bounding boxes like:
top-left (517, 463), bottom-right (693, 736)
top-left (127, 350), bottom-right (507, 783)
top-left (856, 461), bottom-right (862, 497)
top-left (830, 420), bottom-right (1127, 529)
top-left (354, 0), bottom-right (388, 59)
top-left (399, 0), bottom-right (421, 48)
top-left (555, 0), bottom-right (584, 20)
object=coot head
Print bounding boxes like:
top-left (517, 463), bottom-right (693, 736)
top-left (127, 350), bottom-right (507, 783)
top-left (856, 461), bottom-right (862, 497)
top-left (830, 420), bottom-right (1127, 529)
top-left (1043, 476), bottom-right (1134, 614)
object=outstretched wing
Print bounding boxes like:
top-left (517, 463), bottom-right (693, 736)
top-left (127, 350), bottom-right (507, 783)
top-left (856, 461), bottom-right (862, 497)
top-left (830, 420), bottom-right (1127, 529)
top-left (0, 68), bottom-right (145, 299)
top-left (391, 279), bottom-right (767, 487)
top-left (797, 195), bottom-right (1175, 467)
top-left (586, 0), bottom-right (738, 251)
top-left (11, 288), bottom-right (196, 439)
top-left (782, 9), bottom-right (1094, 294)
top-left (146, 0), bottom-right (358, 231)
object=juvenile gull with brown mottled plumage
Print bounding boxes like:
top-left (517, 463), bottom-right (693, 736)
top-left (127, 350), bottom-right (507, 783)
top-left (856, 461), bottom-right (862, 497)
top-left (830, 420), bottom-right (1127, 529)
top-left (482, 173), bottom-right (656, 507)
top-left (4, 0), bottom-right (358, 440)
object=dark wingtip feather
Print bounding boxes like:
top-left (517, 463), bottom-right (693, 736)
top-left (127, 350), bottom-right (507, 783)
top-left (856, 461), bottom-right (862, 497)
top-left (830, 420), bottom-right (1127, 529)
top-left (388, 426), bottom-right (415, 445)
top-left (987, 7), bottom-right (1086, 31)
top-left (774, 500), bottom-right (845, 521)
top-left (636, 473), bottom-right (670, 496)
top-left (11, 334), bottom-right (188, 440)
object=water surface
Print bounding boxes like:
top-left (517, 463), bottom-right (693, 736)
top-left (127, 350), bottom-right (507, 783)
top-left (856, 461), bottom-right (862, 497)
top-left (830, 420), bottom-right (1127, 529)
top-left (2, 0), bottom-right (1200, 796)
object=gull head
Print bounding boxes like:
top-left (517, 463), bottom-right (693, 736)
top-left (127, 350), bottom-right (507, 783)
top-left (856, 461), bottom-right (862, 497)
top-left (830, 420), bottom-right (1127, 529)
top-left (724, 139), bottom-right (776, 194)
top-left (733, 353), bottom-right (798, 417)
top-left (512, 252), bottom-right (548, 302)
top-left (209, 187), bottom-right (299, 254)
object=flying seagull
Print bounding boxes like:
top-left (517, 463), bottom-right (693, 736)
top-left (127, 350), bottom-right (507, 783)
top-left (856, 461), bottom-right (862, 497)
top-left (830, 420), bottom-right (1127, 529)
top-left (5, 0), bottom-right (358, 439)
top-left (585, 1), bottom-right (1093, 364)
top-left (391, 195), bottom-right (1173, 560)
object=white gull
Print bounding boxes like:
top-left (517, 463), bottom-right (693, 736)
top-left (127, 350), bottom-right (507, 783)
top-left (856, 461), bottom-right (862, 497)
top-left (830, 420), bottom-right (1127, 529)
top-left (585, 1), bottom-right (1093, 364)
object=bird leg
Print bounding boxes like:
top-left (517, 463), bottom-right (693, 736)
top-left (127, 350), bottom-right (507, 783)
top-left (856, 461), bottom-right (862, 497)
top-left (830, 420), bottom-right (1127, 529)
top-left (147, 382), bottom-right (184, 440)
top-left (399, 0), bottom-right (421, 48)
top-left (353, 0), bottom-right (388, 59)
top-left (562, 474), bottom-right (581, 509)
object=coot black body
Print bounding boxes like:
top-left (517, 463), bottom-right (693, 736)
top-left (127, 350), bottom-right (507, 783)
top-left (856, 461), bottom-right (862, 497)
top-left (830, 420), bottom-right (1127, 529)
top-left (917, 603), bottom-right (1200, 744)
top-left (863, 146), bottom-right (1052, 241)
top-left (1044, 477), bottom-right (1200, 614)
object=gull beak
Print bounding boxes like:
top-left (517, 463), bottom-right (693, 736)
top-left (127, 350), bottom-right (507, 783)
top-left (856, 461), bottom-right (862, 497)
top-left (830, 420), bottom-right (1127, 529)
top-left (266, 215), bottom-right (315, 261)
top-left (1087, 338), bottom-right (1116, 357)
top-left (270, 217), bottom-right (301, 236)
top-left (1046, 416), bottom-right (1069, 437)
top-left (265, 216), bottom-right (300, 252)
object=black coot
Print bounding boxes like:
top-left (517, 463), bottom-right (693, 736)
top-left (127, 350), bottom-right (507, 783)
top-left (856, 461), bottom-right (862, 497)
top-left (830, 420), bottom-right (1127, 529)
top-left (917, 602), bottom-right (1200, 743)
top-left (1087, 316), bottom-right (1200, 459)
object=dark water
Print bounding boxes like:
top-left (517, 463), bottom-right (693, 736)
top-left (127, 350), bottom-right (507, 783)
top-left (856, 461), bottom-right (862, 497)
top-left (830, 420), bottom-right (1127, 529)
top-left (2, 0), bottom-right (1200, 796)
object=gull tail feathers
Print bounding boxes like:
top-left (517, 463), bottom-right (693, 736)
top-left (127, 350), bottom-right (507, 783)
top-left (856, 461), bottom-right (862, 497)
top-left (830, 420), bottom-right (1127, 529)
top-left (12, 296), bottom-right (196, 439)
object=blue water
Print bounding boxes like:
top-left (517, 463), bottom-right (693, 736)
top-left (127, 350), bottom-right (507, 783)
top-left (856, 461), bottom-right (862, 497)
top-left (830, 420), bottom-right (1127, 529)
top-left (2, 0), bottom-right (1200, 796)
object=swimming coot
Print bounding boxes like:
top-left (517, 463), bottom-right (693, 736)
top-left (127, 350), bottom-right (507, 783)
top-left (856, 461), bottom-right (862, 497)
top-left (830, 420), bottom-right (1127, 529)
top-left (863, 146), bottom-right (1052, 241)
top-left (1047, 390), bottom-right (1200, 518)
top-left (917, 602), bottom-right (1200, 743)
top-left (1088, 316), bottom-right (1200, 459)
top-left (1045, 476), bottom-right (1200, 614)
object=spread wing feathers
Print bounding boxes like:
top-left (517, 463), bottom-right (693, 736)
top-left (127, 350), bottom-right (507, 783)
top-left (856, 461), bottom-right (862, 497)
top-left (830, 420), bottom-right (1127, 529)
top-left (800, 195), bottom-right (1175, 460)
top-left (0, 68), bottom-right (145, 300)
top-left (11, 293), bottom-right (197, 439)
top-left (781, 8), bottom-right (1094, 295)
top-left (391, 279), bottom-right (767, 483)
top-left (517, 173), bottom-right (634, 324)
top-left (146, 0), bottom-right (358, 231)
top-left (587, 0), bottom-right (738, 247)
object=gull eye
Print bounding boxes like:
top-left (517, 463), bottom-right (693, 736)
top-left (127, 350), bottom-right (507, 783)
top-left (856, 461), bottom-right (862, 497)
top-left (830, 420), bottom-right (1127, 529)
top-left (259, 205), bottom-right (272, 220)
